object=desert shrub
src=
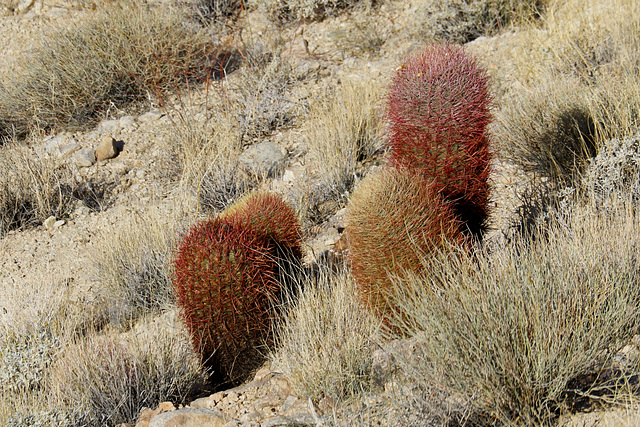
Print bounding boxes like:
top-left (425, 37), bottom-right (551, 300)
top-left (301, 79), bottom-right (383, 224)
top-left (582, 134), bottom-right (640, 205)
top-left (388, 196), bottom-right (640, 424)
top-left (90, 209), bottom-right (185, 326)
top-left (0, 329), bottom-right (60, 415)
top-left (199, 160), bottom-right (256, 212)
top-left (411, 0), bottom-right (546, 44)
top-left (387, 44), bottom-right (492, 236)
top-left (346, 167), bottom-right (464, 323)
top-left (50, 323), bottom-right (206, 426)
top-left (271, 268), bottom-right (380, 401)
top-left (250, 0), bottom-right (372, 23)
top-left (0, 143), bottom-right (75, 236)
top-left (493, 75), bottom-right (598, 185)
top-left (233, 56), bottom-right (301, 143)
top-left (167, 86), bottom-right (249, 212)
top-left (0, 1), bottom-right (217, 138)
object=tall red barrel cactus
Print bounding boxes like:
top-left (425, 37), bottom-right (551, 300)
top-left (387, 44), bottom-right (493, 236)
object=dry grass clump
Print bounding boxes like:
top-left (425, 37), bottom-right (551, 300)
top-left (411, 0), bottom-right (546, 44)
top-left (170, 54), bottom-right (301, 212)
top-left (169, 88), bottom-right (253, 213)
top-left (387, 196), bottom-right (640, 424)
top-left (0, 143), bottom-right (75, 236)
top-left (49, 314), bottom-right (207, 426)
top-left (0, 1), bottom-right (217, 139)
top-left (192, 0), bottom-right (246, 24)
top-left (89, 208), bottom-right (188, 326)
top-left (271, 269), bottom-right (380, 401)
top-left (299, 79), bottom-right (383, 224)
top-left (583, 134), bottom-right (640, 205)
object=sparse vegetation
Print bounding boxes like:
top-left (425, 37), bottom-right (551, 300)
top-left (250, 0), bottom-right (373, 23)
top-left (90, 209), bottom-right (186, 326)
top-left (0, 1), bottom-right (217, 139)
top-left (302, 79), bottom-right (383, 224)
top-left (411, 0), bottom-right (547, 44)
top-left (3, 0), bottom-right (640, 425)
top-left (0, 143), bottom-right (75, 236)
top-left (387, 195), bottom-right (640, 424)
top-left (49, 316), bottom-right (206, 426)
top-left (271, 268), bottom-right (380, 401)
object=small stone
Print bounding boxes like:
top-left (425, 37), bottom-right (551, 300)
top-left (225, 391), bottom-right (239, 403)
top-left (371, 349), bottom-right (393, 389)
top-left (43, 216), bottom-right (56, 229)
top-left (53, 220), bottom-right (66, 228)
top-left (190, 395), bottom-right (217, 409)
top-left (253, 363), bottom-right (272, 382)
top-left (98, 119), bottom-right (120, 133)
top-left (239, 410), bottom-right (262, 423)
top-left (238, 142), bottom-right (286, 178)
top-left (75, 148), bottom-right (96, 167)
top-left (17, 0), bottom-right (34, 14)
top-left (95, 135), bottom-right (119, 161)
top-left (119, 115), bottom-right (137, 128)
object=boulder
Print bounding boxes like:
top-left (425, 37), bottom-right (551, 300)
top-left (238, 142), bottom-right (286, 178)
top-left (75, 147), bottom-right (96, 167)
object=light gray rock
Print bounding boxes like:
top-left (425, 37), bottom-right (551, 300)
top-left (149, 408), bottom-right (226, 427)
top-left (16, 0), bottom-right (34, 14)
top-left (97, 119), bottom-right (120, 133)
top-left (74, 148), bottom-right (96, 167)
top-left (43, 216), bottom-right (56, 230)
top-left (119, 115), bottom-right (137, 128)
top-left (138, 110), bottom-right (164, 123)
top-left (43, 134), bottom-right (68, 154)
top-left (95, 135), bottom-right (118, 161)
top-left (58, 142), bottom-right (80, 157)
top-left (238, 142), bottom-right (286, 178)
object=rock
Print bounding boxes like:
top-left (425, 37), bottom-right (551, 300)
top-left (119, 115), bottom-right (137, 128)
top-left (16, 0), bottom-right (34, 14)
top-left (97, 119), bottom-right (120, 133)
top-left (43, 216), bottom-right (56, 230)
top-left (238, 142), bottom-right (286, 178)
top-left (75, 148), bottom-right (96, 167)
top-left (149, 408), bottom-right (226, 427)
top-left (138, 110), bottom-right (164, 123)
top-left (43, 134), bottom-right (69, 154)
top-left (53, 220), bottom-right (66, 228)
top-left (136, 402), bottom-right (176, 427)
top-left (95, 135), bottom-right (119, 161)
top-left (58, 142), bottom-right (80, 157)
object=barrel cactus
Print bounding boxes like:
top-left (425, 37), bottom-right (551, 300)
top-left (346, 167), bottom-right (464, 323)
top-left (387, 43), bottom-right (492, 236)
top-left (173, 193), bottom-right (302, 385)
